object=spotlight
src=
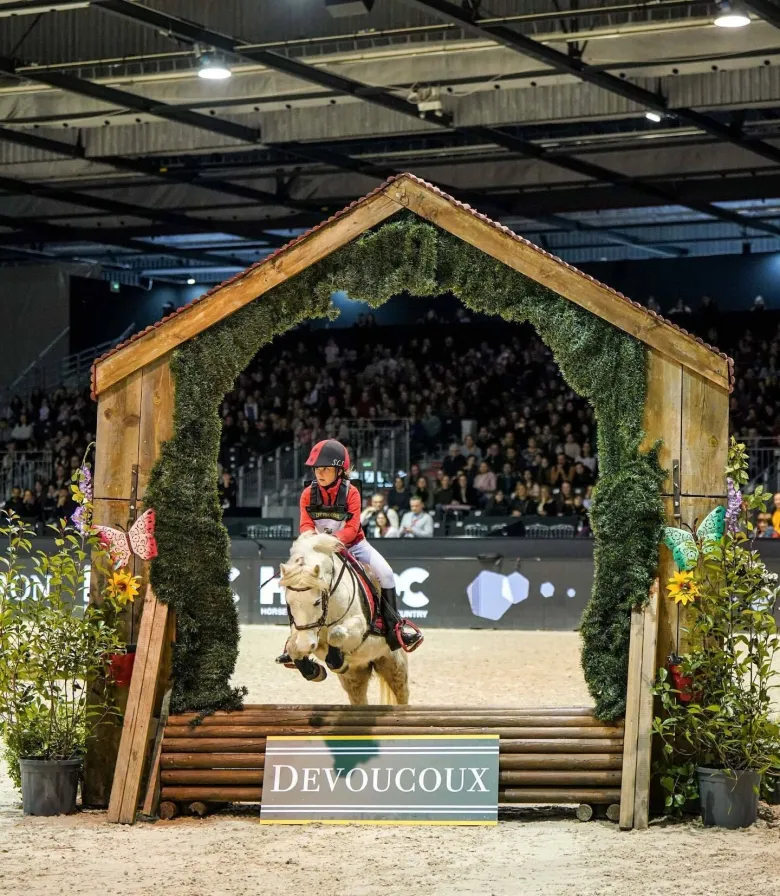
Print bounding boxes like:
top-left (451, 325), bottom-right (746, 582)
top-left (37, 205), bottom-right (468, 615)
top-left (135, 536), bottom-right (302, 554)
top-left (645, 111), bottom-right (662, 123)
top-left (186, 277), bottom-right (196, 285)
top-left (714, 1), bottom-right (750, 28)
top-left (197, 53), bottom-right (232, 80)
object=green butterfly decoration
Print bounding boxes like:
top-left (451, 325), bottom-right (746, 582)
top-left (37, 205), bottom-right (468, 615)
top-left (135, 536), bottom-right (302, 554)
top-left (662, 506), bottom-right (726, 571)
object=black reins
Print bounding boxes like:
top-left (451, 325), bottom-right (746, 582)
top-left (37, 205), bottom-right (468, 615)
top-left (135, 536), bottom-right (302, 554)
top-left (284, 553), bottom-right (358, 632)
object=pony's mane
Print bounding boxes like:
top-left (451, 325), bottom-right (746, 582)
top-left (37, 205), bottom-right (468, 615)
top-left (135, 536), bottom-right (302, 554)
top-left (279, 531), bottom-right (341, 588)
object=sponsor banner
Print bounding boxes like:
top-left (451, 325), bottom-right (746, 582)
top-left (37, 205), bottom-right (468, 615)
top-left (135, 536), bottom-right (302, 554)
top-left (260, 735), bottom-right (499, 825)
top-left (244, 553), bottom-right (595, 630)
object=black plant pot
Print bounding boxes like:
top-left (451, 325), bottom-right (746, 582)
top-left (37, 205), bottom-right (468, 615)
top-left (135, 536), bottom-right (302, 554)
top-left (697, 767), bottom-right (760, 829)
top-left (19, 758), bottom-right (81, 816)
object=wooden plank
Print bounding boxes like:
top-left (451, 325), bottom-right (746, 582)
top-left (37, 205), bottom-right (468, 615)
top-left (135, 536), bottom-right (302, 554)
top-left (107, 587), bottom-right (170, 824)
top-left (158, 786), bottom-right (623, 805)
top-left (84, 374), bottom-right (142, 809)
top-left (165, 713), bottom-right (613, 728)
top-left (619, 598), bottom-right (645, 830)
top-left (93, 192), bottom-right (404, 394)
top-left (680, 368), bottom-right (729, 498)
top-left (633, 579), bottom-right (660, 830)
top-left (162, 725), bottom-right (624, 739)
top-left (140, 687), bottom-right (172, 818)
top-left (107, 586), bottom-right (159, 823)
top-left (239, 704), bottom-right (598, 713)
top-left (161, 736), bottom-right (624, 754)
top-left (501, 789), bottom-right (622, 805)
top-left (641, 352), bottom-right (683, 497)
top-left (117, 592), bottom-right (170, 824)
top-left (394, 178), bottom-right (729, 389)
top-left (93, 372), bottom-right (143, 499)
top-left (158, 753), bottom-right (622, 771)
top-left (137, 353), bottom-right (175, 502)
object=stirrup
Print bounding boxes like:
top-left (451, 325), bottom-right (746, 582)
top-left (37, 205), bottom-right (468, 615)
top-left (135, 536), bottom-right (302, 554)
top-left (395, 620), bottom-right (424, 654)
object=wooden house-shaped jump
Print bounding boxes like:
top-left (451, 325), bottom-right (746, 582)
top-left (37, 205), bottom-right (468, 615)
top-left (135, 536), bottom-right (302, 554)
top-left (88, 173), bottom-right (731, 827)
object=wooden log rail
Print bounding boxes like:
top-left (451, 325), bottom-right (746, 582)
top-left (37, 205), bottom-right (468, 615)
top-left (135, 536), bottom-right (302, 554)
top-left (159, 705), bottom-right (624, 809)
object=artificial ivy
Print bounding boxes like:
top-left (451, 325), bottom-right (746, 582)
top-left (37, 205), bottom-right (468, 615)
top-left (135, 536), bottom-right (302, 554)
top-left (146, 215), bottom-right (665, 719)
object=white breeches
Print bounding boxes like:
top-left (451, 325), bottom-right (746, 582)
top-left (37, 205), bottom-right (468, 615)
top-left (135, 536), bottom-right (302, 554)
top-left (348, 539), bottom-right (395, 589)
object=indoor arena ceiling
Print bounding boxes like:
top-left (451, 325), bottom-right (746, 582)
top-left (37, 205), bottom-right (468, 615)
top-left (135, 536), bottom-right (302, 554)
top-left (5, 0), bottom-right (780, 282)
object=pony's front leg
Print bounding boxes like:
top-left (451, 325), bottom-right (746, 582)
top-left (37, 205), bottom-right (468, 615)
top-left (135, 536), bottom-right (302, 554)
top-left (327, 617), bottom-right (366, 654)
top-left (325, 618), bottom-right (366, 673)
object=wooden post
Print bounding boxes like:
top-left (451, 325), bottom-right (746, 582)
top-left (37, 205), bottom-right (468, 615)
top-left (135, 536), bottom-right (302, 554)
top-left (620, 579), bottom-right (659, 830)
top-left (83, 372), bottom-right (142, 807)
top-left (107, 586), bottom-right (170, 824)
top-left (633, 579), bottom-right (660, 830)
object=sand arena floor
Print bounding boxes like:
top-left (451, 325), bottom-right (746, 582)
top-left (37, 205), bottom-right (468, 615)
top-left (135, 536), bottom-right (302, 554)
top-left (1, 627), bottom-right (779, 896)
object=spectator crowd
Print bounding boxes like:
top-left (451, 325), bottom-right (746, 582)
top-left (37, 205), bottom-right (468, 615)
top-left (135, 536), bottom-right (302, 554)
top-left (3, 294), bottom-right (780, 538)
top-left (0, 385), bottom-right (96, 530)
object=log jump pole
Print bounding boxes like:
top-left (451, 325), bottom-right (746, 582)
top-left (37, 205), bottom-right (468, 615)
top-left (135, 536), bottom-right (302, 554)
top-left (157, 705), bottom-right (625, 814)
top-left (108, 585), bottom-right (656, 826)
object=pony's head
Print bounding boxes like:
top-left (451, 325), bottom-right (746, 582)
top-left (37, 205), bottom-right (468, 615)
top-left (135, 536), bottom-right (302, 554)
top-left (279, 532), bottom-right (342, 651)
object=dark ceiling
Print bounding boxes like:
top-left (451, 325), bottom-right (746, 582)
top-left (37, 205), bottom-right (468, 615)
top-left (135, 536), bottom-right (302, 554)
top-left (3, 0), bottom-right (780, 284)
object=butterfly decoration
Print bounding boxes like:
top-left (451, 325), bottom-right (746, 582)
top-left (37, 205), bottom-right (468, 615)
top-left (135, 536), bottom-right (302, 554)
top-left (94, 508), bottom-right (158, 569)
top-left (662, 505), bottom-right (726, 571)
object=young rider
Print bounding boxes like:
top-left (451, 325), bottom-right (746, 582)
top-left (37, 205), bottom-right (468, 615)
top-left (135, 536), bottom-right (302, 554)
top-left (277, 439), bottom-right (423, 669)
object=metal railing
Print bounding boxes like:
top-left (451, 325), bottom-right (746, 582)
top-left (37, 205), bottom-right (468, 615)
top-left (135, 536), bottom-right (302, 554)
top-left (0, 450), bottom-right (53, 498)
top-left (741, 436), bottom-right (780, 494)
top-left (236, 420), bottom-right (411, 508)
top-left (3, 324), bottom-right (136, 400)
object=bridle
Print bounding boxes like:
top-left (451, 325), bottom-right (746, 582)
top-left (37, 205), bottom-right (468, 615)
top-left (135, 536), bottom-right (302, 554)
top-left (284, 553), bottom-right (359, 633)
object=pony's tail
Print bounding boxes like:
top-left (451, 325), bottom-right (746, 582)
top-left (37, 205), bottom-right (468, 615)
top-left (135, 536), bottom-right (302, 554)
top-left (377, 671), bottom-right (398, 706)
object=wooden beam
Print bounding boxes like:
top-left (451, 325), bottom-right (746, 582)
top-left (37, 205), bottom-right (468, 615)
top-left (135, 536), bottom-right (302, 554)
top-left (641, 352), bottom-right (683, 497)
top-left (93, 192), bottom-right (404, 395)
top-left (619, 595), bottom-right (645, 830)
top-left (107, 586), bottom-right (170, 824)
top-left (633, 579), bottom-right (660, 830)
top-left (680, 368), bottom-right (730, 498)
top-left (140, 687), bottom-right (172, 818)
top-left (393, 177), bottom-right (729, 390)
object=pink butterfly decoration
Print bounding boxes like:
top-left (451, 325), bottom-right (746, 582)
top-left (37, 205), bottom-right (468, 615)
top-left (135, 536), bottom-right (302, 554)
top-left (95, 508), bottom-right (158, 568)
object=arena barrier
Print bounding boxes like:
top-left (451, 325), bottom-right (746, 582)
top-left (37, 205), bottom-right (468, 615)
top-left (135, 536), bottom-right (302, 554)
top-left (158, 705), bottom-right (624, 821)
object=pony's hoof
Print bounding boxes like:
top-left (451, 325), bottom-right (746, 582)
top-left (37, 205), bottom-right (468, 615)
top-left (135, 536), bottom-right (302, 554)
top-left (295, 658), bottom-right (327, 682)
top-left (326, 646), bottom-right (348, 673)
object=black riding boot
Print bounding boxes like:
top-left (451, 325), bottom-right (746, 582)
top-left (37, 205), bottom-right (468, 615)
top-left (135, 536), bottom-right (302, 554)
top-left (381, 587), bottom-right (423, 652)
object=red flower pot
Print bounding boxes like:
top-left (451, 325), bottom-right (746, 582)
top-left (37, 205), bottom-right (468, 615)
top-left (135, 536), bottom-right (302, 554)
top-left (107, 646), bottom-right (136, 687)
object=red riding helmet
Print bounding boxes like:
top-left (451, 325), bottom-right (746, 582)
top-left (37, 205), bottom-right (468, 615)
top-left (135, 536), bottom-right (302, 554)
top-left (305, 439), bottom-right (351, 471)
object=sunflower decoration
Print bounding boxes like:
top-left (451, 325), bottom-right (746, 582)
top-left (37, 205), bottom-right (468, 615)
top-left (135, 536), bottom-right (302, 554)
top-left (666, 570), bottom-right (699, 606)
top-left (106, 569), bottom-right (141, 606)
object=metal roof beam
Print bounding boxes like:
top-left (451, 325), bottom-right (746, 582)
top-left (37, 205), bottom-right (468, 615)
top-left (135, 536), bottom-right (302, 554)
top-left (0, 124), bottom-right (335, 222)
top-left (403, 0), bottom-right (780, 168)
top-left (93, 0), bottom-right (451, 128)
top-left (0, 214), bottom-right (248, 267)
top-left (0, 172), bottom-right (293, 244)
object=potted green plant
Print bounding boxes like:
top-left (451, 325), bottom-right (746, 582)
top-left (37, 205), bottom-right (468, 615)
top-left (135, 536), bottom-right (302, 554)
top-left (653, 439), bottom-right (780, 828)
top-left (0, 460), bottom-right (137, 816)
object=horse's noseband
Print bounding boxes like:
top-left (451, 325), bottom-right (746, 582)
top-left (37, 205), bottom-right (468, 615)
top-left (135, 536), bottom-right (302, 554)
top-left (284, 556), bottom-right (350, 632)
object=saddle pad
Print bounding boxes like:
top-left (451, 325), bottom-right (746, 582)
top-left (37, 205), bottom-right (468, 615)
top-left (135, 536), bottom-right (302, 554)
top-left (339, 549), bottom-right (385, 634)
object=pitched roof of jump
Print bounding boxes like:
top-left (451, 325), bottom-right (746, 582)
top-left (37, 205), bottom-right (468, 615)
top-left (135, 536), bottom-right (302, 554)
top-left (91, 172), bottom-right (734, 398)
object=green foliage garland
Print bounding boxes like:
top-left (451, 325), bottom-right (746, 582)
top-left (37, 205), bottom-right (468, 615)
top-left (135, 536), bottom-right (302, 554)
top-left (145, 215), bottom-right (665, 718)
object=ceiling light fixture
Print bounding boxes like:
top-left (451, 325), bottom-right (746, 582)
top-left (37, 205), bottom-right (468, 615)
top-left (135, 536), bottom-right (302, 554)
top-left (714, 1), bottom-right (751, 28)
top-left (197, 52), bottom-right (232, 81)
top-left (645, 111), bottom-right (662, 123)
top-left (186, 277), bottom-right (196, 285)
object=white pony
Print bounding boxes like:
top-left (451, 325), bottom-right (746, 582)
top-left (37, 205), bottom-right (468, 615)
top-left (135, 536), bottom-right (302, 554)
top-left (279, 532), bottom-right (409, 705)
